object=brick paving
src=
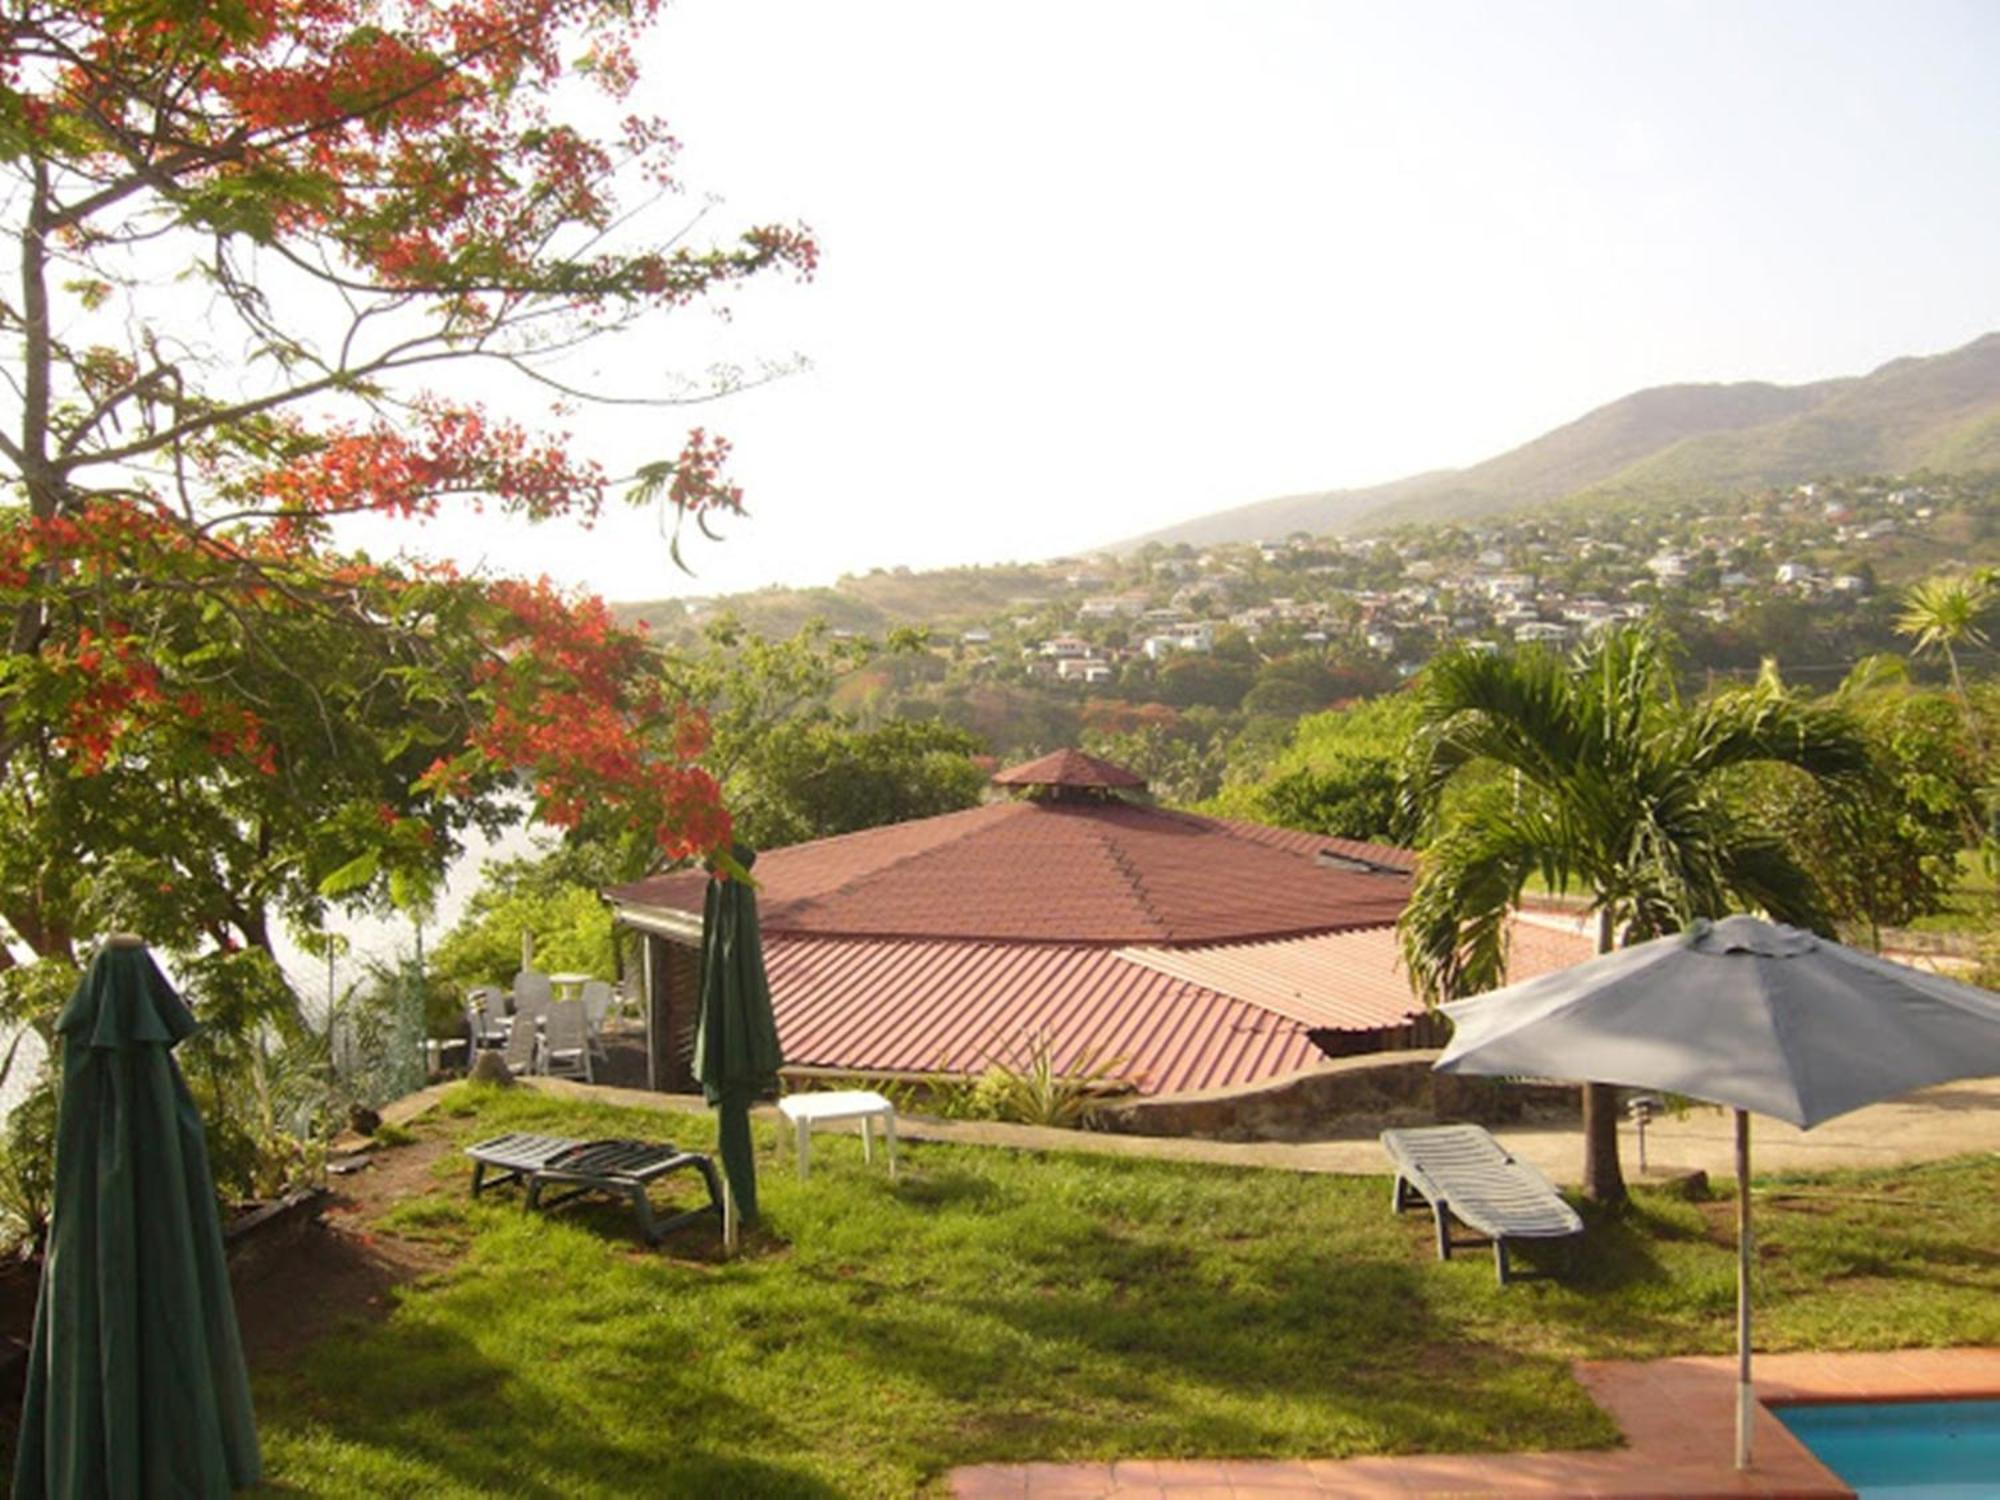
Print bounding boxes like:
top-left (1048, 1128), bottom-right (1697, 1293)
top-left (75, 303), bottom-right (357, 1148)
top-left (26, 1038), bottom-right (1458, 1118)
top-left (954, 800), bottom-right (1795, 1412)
top-left (948, 1348), bottom-right (2000, 1497)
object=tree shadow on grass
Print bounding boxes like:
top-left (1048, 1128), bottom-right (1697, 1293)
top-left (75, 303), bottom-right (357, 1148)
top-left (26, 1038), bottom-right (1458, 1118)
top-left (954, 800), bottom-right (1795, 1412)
top-left (793, 1220), bottom-right (1616, 1467)
top-left (470, 1178), bottom-right (737, 1263)
top-left (888, 1168), bottom-right (1001, 1211)
top-left (255, 1294), bottom-right (845, 1498)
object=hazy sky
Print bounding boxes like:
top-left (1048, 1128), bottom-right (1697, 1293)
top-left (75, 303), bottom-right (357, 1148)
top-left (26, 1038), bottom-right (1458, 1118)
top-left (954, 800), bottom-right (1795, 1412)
top-left (360, 0), bottom-right (2000, 604)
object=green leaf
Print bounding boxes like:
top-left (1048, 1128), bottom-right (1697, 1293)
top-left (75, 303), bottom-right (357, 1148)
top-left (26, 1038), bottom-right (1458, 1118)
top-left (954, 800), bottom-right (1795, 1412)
top-left (318, 849), bottom-right (380, 898)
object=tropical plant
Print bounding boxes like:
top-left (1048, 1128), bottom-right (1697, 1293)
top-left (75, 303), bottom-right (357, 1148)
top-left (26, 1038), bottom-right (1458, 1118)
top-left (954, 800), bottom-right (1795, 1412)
top-left (0, 1064), bottom-right (60, 1248)
top-left (1733, 657), bottom-right (1987, 946)
top-left (1080, 721), bottom-right (1228, 806)
top-left (676, 618), bottom-right (987, 849)
top-left (1202, 692), bottom-right (1420, 840)
top-left (431, 869), bottom-right (619, 1000)
top-left (1397, 625), bottom-right (1872, 1205)
top-left (721, 717), bottom-right (987, 851)
top-left (1896, 569), bottom-right (1996, 713)
top-left (965, 1033), bottom-right (1131, 1129)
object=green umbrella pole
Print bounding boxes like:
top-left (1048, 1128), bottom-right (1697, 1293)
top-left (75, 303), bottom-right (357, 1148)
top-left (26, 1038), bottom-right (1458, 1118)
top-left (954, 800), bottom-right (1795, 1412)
top-left (717, 1087), bottom-right (759, 1228)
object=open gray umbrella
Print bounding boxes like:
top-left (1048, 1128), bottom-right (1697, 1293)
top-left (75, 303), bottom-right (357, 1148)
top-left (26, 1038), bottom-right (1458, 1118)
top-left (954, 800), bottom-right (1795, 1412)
top-left (694, 846), bottom-right (784, 1249)
top-left (14, 936), bottom-right (261, 1497)
top-left (1435, 914), bottom-right (2000, 1470)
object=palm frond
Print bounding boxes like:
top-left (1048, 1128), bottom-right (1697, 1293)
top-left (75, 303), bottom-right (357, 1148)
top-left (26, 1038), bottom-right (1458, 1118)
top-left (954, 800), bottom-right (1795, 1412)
top-left (1571, 621), bottom-right (1679, 775)
top-left (1400, 792), bottom-right (1570, 1003)
top-left (1400, 644), bottom-right (1589, 824)
top-left (1896, 573), bottom-right (1995, 655)
top-left (1673, 687), bottom-right (1873, 786)
top-left (1712, 831), bottom-right (1834, 934)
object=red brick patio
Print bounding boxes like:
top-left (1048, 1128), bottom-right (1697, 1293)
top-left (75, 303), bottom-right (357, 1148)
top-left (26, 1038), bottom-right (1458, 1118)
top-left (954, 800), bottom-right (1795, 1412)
top-left (948, 1347), bottom-right (2000, 1498)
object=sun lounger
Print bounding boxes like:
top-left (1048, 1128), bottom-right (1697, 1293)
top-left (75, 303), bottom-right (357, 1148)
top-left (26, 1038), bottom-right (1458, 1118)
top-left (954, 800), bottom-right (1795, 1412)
top-left (1380, 1124), bottom-right (1582, 1285)
top-left (466, 1133), bottom-right (724, 1243)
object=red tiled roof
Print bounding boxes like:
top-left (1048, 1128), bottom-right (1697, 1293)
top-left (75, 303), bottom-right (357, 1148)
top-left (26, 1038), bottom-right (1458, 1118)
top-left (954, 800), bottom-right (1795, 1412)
top-left (715, 915), bottom-right (1590, 1099)
top-left (607, 799), bottom-right (1411, 945)
top-left (1118, 919), bottom-right (1594, 1034)
top-left (990, 748), bottom-right (1147, 789)
top-left (760, 936), bottom-right (1325, 1096)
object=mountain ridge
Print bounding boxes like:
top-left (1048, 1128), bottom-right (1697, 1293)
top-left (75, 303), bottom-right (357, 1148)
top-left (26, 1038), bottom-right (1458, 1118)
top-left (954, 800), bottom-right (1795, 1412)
top-left (1113, 332), bottom-right (2000, 548)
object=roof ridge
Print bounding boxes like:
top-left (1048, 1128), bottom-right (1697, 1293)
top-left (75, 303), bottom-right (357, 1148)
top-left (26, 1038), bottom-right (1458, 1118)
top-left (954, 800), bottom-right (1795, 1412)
top-left (1089, 815), bottom-right (1176, 941)
top-left (1199, 811), bottom-right (1416, 868)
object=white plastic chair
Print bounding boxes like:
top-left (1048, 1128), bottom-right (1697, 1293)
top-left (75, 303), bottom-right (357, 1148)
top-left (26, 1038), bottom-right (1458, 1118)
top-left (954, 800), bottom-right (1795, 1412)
top-left (512, 969), bottom-right (553, 1025)
top-left (502, 1010), bottom-right (539, 1076)
top-left (541, 1000), bottom-right (593, 1083)
top-left (580, 979), bottom-right (614, 1063)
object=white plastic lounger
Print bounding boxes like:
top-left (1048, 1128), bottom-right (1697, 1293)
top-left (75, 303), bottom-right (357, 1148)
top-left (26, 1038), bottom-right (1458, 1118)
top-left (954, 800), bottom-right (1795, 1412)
top-left (1380, 1124), bottom-right (1583, 1285)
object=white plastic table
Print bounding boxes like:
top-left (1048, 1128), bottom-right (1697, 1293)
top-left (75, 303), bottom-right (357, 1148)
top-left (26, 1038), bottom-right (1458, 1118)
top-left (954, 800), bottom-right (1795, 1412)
top-left (776, 1090), bottom-right (898, 1181)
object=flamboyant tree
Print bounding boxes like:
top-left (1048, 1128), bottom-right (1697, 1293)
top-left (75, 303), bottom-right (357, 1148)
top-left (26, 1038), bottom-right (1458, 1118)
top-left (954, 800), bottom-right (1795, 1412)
top-left (0, 1), bottom-right (814, 985)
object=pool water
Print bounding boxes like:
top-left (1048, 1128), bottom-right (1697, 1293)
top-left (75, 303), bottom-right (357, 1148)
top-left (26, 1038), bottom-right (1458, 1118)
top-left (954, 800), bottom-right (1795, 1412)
top-left (1776, 1399), bottom-right (2000, 1499)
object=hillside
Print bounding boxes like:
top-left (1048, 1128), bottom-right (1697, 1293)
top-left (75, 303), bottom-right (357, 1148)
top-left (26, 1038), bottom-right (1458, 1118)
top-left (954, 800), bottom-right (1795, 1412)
top-left (1118, 331), bottom-right (2000, 547)
top-left (617, 562), bottom-right (1062, 640)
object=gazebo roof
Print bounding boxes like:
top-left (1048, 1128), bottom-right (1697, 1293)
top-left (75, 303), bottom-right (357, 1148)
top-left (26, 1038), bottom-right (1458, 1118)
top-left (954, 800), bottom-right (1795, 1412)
top-left (607, 753), bottom-right (1413, 946)
top-left (989, 748), bottom-right (1148, 791)
top-left (603, 751), bottom-right (1601, 1101)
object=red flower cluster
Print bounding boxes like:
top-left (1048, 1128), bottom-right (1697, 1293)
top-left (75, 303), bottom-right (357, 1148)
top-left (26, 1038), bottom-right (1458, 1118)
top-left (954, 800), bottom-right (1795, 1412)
top-left (1, 0), bottom-right (800, 887)
top-left (256, 403), bottom-right (607, 528)
top-left (469, 577), bottom-right (732, 860)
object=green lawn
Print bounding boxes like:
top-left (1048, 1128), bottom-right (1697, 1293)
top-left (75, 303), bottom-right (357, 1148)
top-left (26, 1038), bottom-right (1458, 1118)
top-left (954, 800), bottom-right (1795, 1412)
top-left (1902, 851), bottom-right (1998, 937)
top-left (252, 1083), bottom-right (2000, 1497)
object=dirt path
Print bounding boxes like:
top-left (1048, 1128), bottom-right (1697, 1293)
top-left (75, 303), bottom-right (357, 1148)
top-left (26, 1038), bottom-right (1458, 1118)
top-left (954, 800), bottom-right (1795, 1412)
top-left (540, 1071), bottom-right (2000, 1186)
top-left (231, 1128), bottom-right (458, 1374)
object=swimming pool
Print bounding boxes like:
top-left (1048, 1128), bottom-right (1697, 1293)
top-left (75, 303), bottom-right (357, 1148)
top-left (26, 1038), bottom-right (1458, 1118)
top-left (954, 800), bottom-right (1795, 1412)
top-left (1775, 1399), bottom-right (2000, 1499)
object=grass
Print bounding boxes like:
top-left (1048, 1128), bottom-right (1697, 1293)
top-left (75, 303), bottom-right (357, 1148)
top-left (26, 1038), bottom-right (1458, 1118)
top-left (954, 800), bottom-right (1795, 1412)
top-left (251, 1083), bottom-right (2000, 1497)
top-left (1519, 855), bottom-right (1999, 949)
top-left (1901, 851), bottom-right (1998, 938)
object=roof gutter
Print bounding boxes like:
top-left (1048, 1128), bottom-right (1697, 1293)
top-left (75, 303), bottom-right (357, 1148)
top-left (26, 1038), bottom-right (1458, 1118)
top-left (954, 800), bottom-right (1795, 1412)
top-left (606, 900), bottom-right (703, 946)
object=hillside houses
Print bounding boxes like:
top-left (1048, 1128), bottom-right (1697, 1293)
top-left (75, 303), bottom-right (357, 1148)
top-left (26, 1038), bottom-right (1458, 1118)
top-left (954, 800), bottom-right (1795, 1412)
top-left (1004, 474), bottom-right (1948, 676)
top-left (658, 470), bottom-right (1983, 716)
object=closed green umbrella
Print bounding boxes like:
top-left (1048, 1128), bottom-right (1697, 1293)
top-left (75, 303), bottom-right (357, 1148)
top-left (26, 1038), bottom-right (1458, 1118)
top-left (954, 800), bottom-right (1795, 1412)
top-left (13, 937), bottom-right (261, 1498)
top-left (694, 847), bottom-right (784, 1237)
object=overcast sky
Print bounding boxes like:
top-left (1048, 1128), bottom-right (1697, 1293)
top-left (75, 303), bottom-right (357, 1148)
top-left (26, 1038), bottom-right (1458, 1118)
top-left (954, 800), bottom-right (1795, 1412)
top-left (356, 0), bottom-right (2000, 605)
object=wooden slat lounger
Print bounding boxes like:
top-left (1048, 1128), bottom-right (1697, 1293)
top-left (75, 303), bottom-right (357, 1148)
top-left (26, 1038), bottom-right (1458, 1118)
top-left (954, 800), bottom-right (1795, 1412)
top-left (466, 1132), bottom-right (724, 1244)
top-left (1380, 1124), bottom-right (1583, 1285)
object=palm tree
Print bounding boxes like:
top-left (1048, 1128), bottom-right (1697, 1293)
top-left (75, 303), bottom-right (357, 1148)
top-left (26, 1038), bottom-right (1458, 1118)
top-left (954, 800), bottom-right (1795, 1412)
top-left (1397, 625), bottom-right (1872, 1206)
top-left (1896, 569), bottom-right (1994, 751)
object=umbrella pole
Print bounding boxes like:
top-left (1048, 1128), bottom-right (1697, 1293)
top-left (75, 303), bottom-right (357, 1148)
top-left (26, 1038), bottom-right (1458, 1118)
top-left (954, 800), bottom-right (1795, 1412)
top-left (1735, 1107), bottom-right (1754, 1471)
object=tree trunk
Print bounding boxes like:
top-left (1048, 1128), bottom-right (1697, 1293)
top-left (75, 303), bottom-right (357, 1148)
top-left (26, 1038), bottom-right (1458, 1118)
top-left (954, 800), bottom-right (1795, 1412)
top-left (1581, 1081), bottom-right (1628, 1206)
top-left (1581, 906), bottom-right (1628, 1206)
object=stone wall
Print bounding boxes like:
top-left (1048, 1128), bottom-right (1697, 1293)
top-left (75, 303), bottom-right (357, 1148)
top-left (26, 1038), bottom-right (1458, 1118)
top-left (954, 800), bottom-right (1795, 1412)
top-left (1094, 1050), bottom-right (1576, 1142)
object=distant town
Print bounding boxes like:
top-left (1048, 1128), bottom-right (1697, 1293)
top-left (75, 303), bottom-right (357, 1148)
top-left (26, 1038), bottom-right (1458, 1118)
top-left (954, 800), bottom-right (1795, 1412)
top-left (640, 472), bottom-right (1998, 707)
